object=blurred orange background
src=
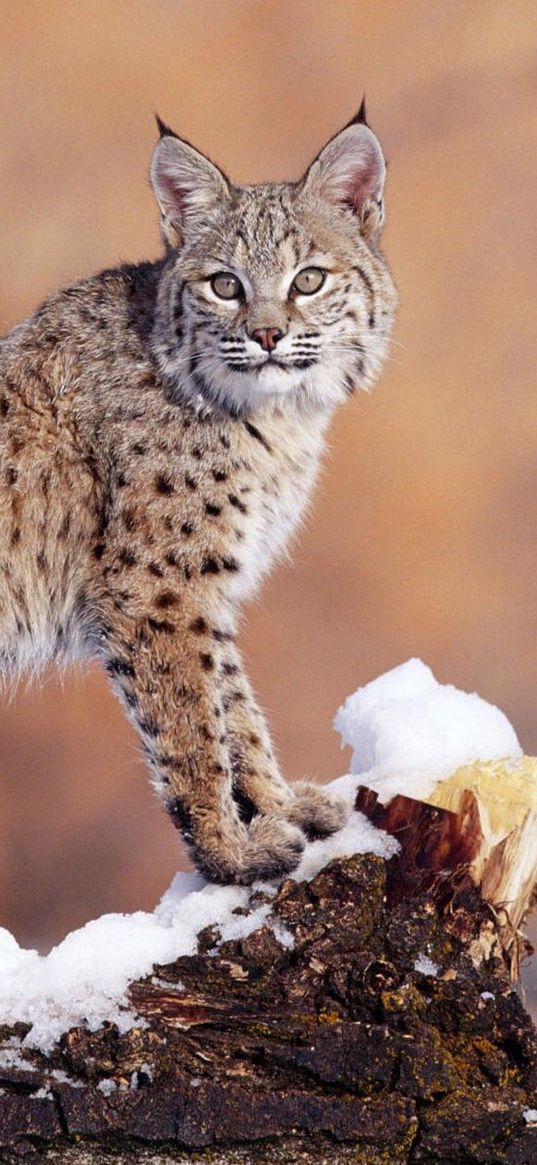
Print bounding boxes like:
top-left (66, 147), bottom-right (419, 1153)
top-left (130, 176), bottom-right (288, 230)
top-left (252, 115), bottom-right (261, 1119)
top-left (0, 0), bottom-right (536, 1010)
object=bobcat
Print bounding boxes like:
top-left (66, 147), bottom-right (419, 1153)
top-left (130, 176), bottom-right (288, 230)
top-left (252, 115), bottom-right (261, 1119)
top-left (0, 103), bottom-right (397, 883)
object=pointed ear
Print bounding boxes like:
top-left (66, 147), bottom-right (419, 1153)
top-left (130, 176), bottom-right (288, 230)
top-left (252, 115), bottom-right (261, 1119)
top-left (150, 120), bottom-right (231, 247)
top-left (302, 119), bottom-right (386, 239)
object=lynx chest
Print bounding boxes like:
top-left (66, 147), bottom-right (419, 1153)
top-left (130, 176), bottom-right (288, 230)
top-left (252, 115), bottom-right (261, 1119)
top-left (219, 410), bottom-right (329, 602)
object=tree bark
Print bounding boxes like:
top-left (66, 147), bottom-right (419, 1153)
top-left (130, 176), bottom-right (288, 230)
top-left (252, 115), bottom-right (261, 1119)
top-left (1, 780), bottom-right (536, 1164)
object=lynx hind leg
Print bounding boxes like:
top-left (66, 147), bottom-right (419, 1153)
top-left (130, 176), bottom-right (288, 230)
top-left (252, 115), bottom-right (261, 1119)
top-left (284, 780), bottom-right (350, 840)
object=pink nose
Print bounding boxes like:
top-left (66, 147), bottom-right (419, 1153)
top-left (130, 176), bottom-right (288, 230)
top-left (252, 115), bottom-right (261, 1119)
top-left (251, 327), bottom-right (283, 352)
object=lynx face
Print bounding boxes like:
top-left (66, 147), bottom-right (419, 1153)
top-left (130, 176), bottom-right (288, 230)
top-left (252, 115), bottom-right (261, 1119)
top-left (151, 113), bottom-right (398, 416)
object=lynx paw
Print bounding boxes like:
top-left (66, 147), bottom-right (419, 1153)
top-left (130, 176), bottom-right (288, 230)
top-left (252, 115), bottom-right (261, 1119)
top-left (285, 781), bottom-right (350, 840)
top-left (240, 813), bottom-right (306, 883)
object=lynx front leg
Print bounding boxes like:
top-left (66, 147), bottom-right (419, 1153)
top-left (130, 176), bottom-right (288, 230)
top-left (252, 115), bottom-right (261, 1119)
top-left (102, 612), bottom-right (305, 884)
top-left (219, 643), bottom-right (349, 839)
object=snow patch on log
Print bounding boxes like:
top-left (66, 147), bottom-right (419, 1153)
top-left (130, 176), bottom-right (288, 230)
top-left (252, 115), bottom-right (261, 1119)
top-left (0, 791), bottom-right (395, 1051)
top-left (0, 657), bottom-right (528, 1055)
top-left (334, 657), bottom-right (522, 803)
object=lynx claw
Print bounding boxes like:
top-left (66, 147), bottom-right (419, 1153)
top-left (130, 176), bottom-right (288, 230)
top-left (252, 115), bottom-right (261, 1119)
top-left (285, 780), bottom-right (350, 840)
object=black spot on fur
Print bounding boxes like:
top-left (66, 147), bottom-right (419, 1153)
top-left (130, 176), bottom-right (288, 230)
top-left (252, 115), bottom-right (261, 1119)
top-left (244, 419), bottom-right (272, 453)
top-left (212, 628), bottom-right (234, 642)
top-left (205, 502), bottom-right (221, 517)
top-left (199, 652), bottom-right (214, 671)
top-left (181, 521), bottom-right (194, 536)
top-left (228, 493), bottom-right (247, 514)
top-left (155, 590), bottom-right (178, 609)
top-left (222, 661), bottom-right (238, 676)
top-left (106, 658), bottom-right (136, 679)
top-left (122, 508), bottom-right (137, 532)
top-left (138, 716), bottom-right (160, 739)
top-left (147, 616), bottom-right (175, 634)
top-left (201, 557), bottom-right (220, 575)
top-left (155, 753), bottom-right (181, 772)
top-left (189, 616), bottom-right (208, 634)
top-left (168, 797), bottom-right (194, 837)
top-left (119, 548), bottom-right (137, 567)
top-left (155, 473), bottom-right (174, 496)
top-left (233, 788), bottom-right (258, 825)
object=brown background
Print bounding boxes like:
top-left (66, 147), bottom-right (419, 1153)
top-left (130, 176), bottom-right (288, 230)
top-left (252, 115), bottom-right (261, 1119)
top-left (0, 0), bottom-right (536, 1008)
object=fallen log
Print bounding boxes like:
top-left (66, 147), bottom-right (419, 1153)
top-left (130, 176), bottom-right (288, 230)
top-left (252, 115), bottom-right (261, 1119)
top-left (1, 766), bottom-right (536, 1164)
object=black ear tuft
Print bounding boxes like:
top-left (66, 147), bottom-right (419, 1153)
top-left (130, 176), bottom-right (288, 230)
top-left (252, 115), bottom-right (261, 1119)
top-left (346, 95), bottom-right (368, 128)
top-left (155, 114), bottom-right (179, 140)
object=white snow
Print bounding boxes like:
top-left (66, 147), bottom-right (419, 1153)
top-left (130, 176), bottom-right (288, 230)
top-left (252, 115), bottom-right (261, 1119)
top-left (0, 657), bottom-right (524, 1054)
top-left (0, 877), bottom-right (252, 1052)
top-left (270, 919), bottom-right (295, 950)
top-left (523, 1109), bottom-right (537, 1125)
top-left (334, 658), bottom-right (522, 803)
top-left (97, 1078), bottom-right (117, 1096)
top-left (0, 808), bottom-right (396, 1053)
top-left (217, 902), bottom-right (272, 944)
top-left (414, 955), bottom-right (440, 978)
top-left (292, 804), bottom-right (399, 880)
top-left (0, 1037), bottom-right (36, 1072)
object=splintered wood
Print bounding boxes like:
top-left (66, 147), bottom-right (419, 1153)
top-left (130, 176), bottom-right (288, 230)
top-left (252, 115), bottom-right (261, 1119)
top-left (357, 756), bottom-right (537, 975)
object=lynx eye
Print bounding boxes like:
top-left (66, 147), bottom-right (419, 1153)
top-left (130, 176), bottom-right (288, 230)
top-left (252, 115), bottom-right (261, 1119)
top-left (210, 272), bottom-right (243, 301)
top-left (291, 267), bottom-right (327, 296)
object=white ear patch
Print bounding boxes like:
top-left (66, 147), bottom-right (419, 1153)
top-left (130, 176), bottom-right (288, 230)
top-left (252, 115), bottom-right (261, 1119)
top-left (303, 123), bottom-right (386, 236)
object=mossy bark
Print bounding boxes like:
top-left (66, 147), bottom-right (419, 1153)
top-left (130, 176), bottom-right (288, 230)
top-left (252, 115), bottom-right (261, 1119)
top-left (1, 809), bottom-right (536, 1163)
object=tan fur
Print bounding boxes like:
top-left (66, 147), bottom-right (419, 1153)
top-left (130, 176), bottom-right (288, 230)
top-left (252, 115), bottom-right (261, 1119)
top-left (0, 113), bottom-right (397, 882)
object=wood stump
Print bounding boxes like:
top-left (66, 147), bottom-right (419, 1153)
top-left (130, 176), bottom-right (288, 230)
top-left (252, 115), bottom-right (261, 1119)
top-left (1, 765), bottom-right (536, 1163)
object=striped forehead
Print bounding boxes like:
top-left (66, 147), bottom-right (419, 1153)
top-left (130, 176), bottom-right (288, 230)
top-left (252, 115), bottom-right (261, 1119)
top-left (231, 186), bottom-right (309, 274)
